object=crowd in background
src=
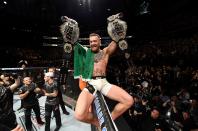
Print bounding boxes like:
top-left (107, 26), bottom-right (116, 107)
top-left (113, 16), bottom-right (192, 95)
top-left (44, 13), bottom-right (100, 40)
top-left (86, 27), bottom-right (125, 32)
top-left (107, 62), bottom-right (198, 131)
top-left (1, 33), bottom-right (198, 131)
top-left (105, 33), bottom-right (198, 131)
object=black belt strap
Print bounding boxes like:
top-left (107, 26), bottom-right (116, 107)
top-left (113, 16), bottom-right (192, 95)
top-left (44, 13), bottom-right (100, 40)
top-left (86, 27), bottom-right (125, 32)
top-left (86, 83), bottom-right (96, 94)
top-left (92, 76), bottom-right (106, 79)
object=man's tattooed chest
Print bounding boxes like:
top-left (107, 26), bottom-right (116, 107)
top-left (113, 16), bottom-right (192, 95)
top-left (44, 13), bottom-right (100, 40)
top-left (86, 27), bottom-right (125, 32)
top-left (94, 51), bottom-right (104, 63)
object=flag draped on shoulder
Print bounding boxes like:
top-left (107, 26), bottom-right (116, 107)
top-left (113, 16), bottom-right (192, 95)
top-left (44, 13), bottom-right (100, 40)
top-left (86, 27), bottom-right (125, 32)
top-left (74, 43), bottom-right (94, 81)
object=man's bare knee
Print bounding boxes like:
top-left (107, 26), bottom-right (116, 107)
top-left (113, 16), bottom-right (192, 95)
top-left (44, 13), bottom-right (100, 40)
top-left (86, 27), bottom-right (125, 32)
top-left (74, 111), bottom-right (85, 121)
top-left (125, 95), bottom-right (134, 108)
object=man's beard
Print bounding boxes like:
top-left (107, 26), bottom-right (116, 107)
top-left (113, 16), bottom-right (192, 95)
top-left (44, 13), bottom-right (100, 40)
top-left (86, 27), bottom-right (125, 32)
top-left (91, 46), bottom-right (100, 53)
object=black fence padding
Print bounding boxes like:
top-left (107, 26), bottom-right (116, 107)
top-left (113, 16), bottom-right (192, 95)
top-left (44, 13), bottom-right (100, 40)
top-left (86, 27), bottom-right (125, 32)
top-left (93, 91), bottom-right (118, 131)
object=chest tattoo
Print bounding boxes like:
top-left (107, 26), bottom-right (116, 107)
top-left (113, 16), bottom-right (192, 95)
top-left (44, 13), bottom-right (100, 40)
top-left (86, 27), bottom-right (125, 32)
top-left (94, 51), bottom-right (104, 63)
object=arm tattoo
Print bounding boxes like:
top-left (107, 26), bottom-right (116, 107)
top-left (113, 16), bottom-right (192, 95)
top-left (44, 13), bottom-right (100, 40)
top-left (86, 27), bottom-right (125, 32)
top-left (94, 51), bottom-right (104, 63)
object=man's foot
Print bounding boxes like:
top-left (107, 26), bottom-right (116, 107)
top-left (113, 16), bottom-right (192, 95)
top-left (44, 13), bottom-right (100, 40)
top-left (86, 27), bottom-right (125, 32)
top-left (17, 106), bottom-right (23, 111)
top-left (63, 111), bottom-right (70, 115)
top-left (37, 120), bottom-right (45, 125)
top-left (54, 125), bottom-right (62, 131)
top-left (37, 118), bottom-right (45, 125)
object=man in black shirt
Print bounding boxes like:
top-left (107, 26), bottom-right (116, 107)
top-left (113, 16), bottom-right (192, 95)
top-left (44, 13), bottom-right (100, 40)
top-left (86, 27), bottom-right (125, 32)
top-left (43, 72), bottom-right (62, 131)
top-left (0, 73), bottom-right (23, 131)
top-left (17, 60), bottom-right (30, 111)
top-left (48, 67), bottom-right (69, 115)
top-left (19, 77), bottom-right (44, 131)
top-left (139, 107), bottom-right (163, 131)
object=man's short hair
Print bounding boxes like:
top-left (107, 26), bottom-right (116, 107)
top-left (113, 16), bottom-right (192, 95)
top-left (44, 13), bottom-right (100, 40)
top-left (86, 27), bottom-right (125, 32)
top-left (89, 33), bottom-right (101, 39)
top-left (151, 106), bottom-right (161, 113)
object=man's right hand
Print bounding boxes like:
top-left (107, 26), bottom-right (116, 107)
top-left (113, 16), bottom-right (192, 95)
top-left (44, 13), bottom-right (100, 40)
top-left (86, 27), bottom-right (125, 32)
top-left (41, 89), bottom-right (46, 95)
top-left (11, 125), bottom-right (24, 131)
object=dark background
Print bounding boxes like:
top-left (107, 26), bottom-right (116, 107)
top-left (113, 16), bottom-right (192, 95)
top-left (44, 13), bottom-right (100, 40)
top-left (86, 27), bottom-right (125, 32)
top-left (0, 0), bottom-right (198, 47)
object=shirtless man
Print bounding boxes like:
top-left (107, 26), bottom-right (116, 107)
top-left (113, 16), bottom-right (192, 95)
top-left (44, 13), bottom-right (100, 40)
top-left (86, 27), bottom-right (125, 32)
top-left (74, 33), bottom-right (134, 127)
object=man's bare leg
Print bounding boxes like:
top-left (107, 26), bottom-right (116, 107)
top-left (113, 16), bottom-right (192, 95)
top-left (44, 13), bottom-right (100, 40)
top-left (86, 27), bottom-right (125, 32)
top-left (106, 85), bottom-right (134, 120)
top-left (75, 90), bottom-right (99, 127)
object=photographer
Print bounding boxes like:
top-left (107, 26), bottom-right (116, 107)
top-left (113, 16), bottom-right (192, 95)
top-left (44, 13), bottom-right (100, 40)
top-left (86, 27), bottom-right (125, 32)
top-left (18, 77), bottom-right (44, 131)
top-left (139, 107), bottom-right (164, 131)
top-left (0, 73), bottom-right (23, 131)
top-left (129, 95), bottom-right (147, 131)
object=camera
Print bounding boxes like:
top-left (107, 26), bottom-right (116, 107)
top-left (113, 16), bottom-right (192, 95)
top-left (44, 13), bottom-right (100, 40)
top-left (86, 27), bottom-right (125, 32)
top-left (10, 73), bottom-right (18, 79)
top-left (155, 122), bottom-right (161, 129)
top-left (166, 119), bottom-right (182, 131)
top-left (3, 73), bottom-right (18, 79)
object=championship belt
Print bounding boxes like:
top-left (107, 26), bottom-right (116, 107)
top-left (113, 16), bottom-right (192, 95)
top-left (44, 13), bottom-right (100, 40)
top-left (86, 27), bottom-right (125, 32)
top-left (60, 16), bottom-right (80, 53)
top-left (64, 43), bottom-right (73, 53)
top-left (107, 13), bottom-right (128, 50)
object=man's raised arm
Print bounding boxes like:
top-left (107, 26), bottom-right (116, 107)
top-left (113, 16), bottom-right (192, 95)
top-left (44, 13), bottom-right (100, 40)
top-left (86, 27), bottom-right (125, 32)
top-left (105, 41), bottom-right (117, 56)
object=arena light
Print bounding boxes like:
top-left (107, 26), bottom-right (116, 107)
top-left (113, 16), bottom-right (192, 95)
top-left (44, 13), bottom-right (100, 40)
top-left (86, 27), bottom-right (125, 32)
top-left (0, 0), bottom-right (7, 9)
top-left (78, 0), bottom-right (92, 12)
top-left (138, 0), bottom-right (151, 15)
top-left (3, 1), bottom-right (7, 5)
top-left (43, 36), bottom-right (60, 40)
